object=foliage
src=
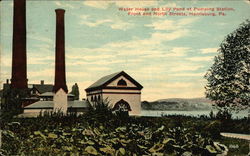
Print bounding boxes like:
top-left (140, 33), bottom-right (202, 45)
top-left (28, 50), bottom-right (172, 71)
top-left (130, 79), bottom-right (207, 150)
top-left (70, 83), bottom-right (79, 100)
top-left (1, 88), bottom-right (28, 117)
top-left (204, 20), bottom-right (250, 111)
top-left (4, 113), bottom-right (248, 155)
top-left (1, 108), bottom-right (249, 155)
top-left (216, 137), bottom-right (249, 156)
top-left (215, 109), bottom-right (232, 120)
top-left (1, 120), bottom-right (228, 155)
top-left (87, 98), bottom-right (113, 117)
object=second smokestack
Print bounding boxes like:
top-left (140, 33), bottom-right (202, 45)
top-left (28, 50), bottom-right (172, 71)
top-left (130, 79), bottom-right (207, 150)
top-left (53, 9), bottom-right (68, 93)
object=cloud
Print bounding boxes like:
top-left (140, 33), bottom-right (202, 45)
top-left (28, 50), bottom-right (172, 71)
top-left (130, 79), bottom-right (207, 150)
top-left (169, 72), bottom-right (205, 77)
top-left (151, 29), bottom-right (190, 42)
top-left (27, 55), bottom-right (54, 65)
top-left (55, 1), bottom-right (76, 9)
top-left (69, 53), bottom-right (115, 60)
top-left (28, 69), bottom-right (54, 78)
top-left (33, 43), bottom-right (52, 50)
top-left (169, 64), bottom-right (203, 72)
top-left (67, 59), bottom-right (123, 66)
top-left (64, 30), bottom-right (190, 65)
top-left (9, 2), bottom-right (13, 7)
top-left (216, 22), bottom-right (228, 26)
top-left (115, 1), bottom-right (158, 8)
top-left (79, 15), bottom-right (90, 20)
top-left (79, 15), bottom-right (134, 30)
top-left (28, 35), bottom-right (53, 44)
top-left (244, 0), bottom-right (250, 5)
top-left (186, 56), bottom-right (214, 62)
top-left (87, 67), bottom-right (111, 71)
top-left (145, 18), bottom-right (198, 30)
top-left (80, 19), bottom-right (112, 27)
top-left (200, 48), bottom-right (218, 54)
top-left (107, 29), bottom-right (190, 52)
top-left (67, 71), bottom-right (90, 79)
top-left (1, 55), bottom-right (12, 67)
top-left (140, 81), bottom-right (205, 101)
top-left (161, 2), bottom-right (178, 8)
top-left (138, 65), bottom-right (166, 75)
top-left (163, 82), bottom-right (194, 88)
top-left (142, 47), bottom-right (190, 58)
top-left (83, 1), bottom-right (158, 9)
top-left (110, 20), bottom-right (134, 30)
top-left (167, 47), bottom-right (190, 57)
top-left (146, 20), bottom-right (175, 30)
top-left (83, 1), bottom-right (111, 9)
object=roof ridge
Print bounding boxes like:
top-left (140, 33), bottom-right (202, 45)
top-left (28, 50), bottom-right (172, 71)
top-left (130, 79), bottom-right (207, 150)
top-left (86, 71), bottom-right (122, 90)
top-left (85, 71), bottom-right (143, 91)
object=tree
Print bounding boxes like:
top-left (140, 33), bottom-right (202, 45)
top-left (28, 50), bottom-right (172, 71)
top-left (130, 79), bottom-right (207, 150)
top-left (204, 20), bottom-right (250, 112)
top-left (1, 87), bottom-right (28, 118)
top-left (70, 83), bottom-right (79, 100)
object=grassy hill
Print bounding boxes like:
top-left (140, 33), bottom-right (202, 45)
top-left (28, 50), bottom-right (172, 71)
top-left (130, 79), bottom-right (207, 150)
top-left (142, 97), bottom-right (214, 111)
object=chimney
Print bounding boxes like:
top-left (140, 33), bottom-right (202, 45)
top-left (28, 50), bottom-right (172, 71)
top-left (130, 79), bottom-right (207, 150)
top-left (53, 9), bottom-right (68, 93)
top-left (11, 0), bottom-right (27, 89)
top-left (6, 79), bottom-right (9, 84)
top-left (41, 80), bottom-right (44, 85)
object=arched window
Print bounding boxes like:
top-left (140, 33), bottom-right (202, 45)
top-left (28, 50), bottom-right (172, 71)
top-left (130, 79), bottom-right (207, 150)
top-left (117, 79), bottom-right (127, 86)
top-left (98, 95), bottom-right (101, 101)
top-left (112, 99), bottom-right (131, 112)
top-left (91, 96), bottom-right (93, 101)
top-left (94, 96), bottom-right (97, 102)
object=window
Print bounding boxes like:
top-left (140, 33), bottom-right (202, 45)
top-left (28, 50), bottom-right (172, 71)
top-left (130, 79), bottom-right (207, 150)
top-left (113, 99), bottom-right (132, 112)
top-left (91, 96), bottom-right (93, 101)
top-left (94, 96), bottom-right (97, 102)
top-left (117, 79), bottom-right (127, 86)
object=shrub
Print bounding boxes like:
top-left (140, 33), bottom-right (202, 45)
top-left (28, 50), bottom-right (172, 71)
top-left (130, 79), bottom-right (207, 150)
top-left (216, 109), bottom-right (232, 120)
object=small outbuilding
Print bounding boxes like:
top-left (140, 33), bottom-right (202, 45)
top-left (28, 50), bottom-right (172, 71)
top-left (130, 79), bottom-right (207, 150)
top-left (85, 71), bottom-right (143, 116)
top-left (22, 100), bottom-right (90, 117)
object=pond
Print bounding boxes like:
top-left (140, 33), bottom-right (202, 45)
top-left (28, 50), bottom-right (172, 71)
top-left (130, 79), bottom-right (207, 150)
top-left (141, 109), bottom-right (249, 119)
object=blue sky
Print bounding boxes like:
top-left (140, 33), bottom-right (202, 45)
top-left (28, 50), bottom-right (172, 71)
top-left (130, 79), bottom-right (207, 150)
top-left (1, 0), bottom-right (250, 101)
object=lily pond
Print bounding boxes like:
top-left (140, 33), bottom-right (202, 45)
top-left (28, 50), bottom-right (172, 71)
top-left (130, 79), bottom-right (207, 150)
top-left (1, 110), bottom-right (249, 155)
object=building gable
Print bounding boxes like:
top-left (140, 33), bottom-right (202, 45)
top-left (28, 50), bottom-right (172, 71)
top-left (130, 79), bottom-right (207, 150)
top-left (33, 84), bottom-right (53, 94)
top-left (85, 71), bottom-right (143, 92)
top-left (106, 75), bottom-right (136, 87)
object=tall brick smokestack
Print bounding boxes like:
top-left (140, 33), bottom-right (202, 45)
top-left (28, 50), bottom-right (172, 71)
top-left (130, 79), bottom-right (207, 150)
top-left (53, 9), bottom-right (68, 93)
top-left (11, 0), bottom-right (27, 89)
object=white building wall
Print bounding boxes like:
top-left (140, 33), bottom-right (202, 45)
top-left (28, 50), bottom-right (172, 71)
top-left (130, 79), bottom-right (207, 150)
top-left (103, 89), bottom-right (141, 93)
top-left (23, 109), bottom-right (53, 113)
top-left (86, 89), bottom-right (102, 106)
top-left (53, 88), bottom-right (68, 113)
top-left (107, 76), bottom-right (136, 87)
top-left (102, 93), bottom-right (141, 116)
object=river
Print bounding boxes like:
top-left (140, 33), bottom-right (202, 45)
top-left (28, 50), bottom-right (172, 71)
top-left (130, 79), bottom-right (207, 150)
top-left (141, 109), bottom-right (249, 119)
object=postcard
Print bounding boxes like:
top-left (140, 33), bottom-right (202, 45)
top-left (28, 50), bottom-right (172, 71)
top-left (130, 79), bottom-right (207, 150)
top-left (0, 0), bottom-right (249, 155)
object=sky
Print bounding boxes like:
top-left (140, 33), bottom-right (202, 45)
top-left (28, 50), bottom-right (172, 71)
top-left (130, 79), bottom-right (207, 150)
top-left (1, 0), bottom-right (250, 101)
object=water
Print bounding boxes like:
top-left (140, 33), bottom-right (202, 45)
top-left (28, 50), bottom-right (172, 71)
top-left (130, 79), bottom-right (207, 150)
top-left (141, 110), bottom-right (249, 119)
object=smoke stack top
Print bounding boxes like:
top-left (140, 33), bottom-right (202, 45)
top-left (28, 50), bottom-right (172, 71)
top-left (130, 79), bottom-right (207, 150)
top-left (53, 8), bottom-right (68, 93)
top-left (55, 8), bottom-right (65, 13)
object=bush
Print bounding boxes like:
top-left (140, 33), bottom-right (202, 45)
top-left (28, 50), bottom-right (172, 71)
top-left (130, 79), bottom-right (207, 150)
top-left (204, 120), bottom-right (222, 139)
top-left (216, 109), bottom-right (232, 120)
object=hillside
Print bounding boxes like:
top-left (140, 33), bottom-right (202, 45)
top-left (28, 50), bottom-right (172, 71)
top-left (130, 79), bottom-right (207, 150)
top-left (142, 97), bottom-right (214, 111)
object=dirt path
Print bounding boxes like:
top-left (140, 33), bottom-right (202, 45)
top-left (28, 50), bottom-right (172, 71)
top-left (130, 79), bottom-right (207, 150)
top-left (221, 132), bottom-right (250, 140)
